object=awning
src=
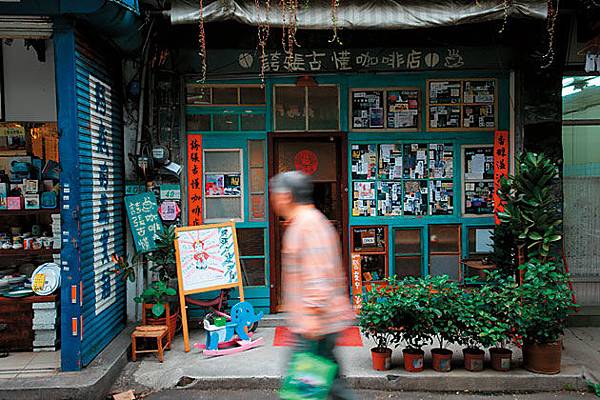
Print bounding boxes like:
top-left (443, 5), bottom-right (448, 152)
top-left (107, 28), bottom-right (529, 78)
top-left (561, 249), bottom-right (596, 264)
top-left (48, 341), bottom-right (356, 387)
top-left (166, 0), bottom-right (547, 29)
top-left (0, 16), bottom-right (53, 39)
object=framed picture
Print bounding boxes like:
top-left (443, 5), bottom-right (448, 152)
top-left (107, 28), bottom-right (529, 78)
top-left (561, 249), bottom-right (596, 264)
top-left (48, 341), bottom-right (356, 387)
top-left (24, 194), bottom-right (40, 210)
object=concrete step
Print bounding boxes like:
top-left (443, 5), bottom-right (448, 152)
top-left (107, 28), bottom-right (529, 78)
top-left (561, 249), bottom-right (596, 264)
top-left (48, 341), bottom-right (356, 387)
top-left (259, 313), bottom-right (286, 327)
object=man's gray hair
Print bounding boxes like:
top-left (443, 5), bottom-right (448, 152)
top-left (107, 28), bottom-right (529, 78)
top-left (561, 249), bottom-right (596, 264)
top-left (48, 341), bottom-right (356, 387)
top-left (269, 171), bottom-right (314, 205)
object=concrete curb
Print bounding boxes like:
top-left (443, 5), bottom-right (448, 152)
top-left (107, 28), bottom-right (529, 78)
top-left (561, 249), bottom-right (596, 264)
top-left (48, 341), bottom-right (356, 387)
top-left (171, 365), bottom-right (587, 393)
top-left (0, 325), bottom-right (134, 400)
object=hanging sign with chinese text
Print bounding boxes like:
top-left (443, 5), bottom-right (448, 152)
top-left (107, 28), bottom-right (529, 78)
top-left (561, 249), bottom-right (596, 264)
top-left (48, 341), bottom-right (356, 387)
top-left (187, 134), bottom-right (203, 225)
top-left (124, 192), bottom-right (164, 253)
top-left (493, 130), bottom-right (509, 224)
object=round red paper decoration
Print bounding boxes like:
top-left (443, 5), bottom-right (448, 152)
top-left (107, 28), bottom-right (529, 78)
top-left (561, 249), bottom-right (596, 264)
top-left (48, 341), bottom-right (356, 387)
top-left (294, 149), bottom-right (318, 175)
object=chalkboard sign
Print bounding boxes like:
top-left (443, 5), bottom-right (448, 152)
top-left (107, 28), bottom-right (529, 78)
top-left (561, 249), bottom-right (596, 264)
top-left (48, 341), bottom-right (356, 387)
top-left (124, 193), bottom-right (164, 253)
top-left (174, 221), bottom-right (245, 352)
top-left (351, 90), bottom-right (384, 129)
top-left (386, 89), bottom-right (419, 129)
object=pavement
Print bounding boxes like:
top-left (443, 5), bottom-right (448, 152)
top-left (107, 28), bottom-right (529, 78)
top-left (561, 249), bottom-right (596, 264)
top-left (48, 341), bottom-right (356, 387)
top-left (110, 326), bottom-right (600, 398)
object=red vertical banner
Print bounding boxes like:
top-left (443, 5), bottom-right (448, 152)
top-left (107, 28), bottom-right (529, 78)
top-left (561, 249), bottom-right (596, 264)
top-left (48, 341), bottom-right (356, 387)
top-left (493, 130), bottom-right (509, 224)
top-left (187, 134), bottom-right (203, 226)
top-left (351, 253), bottom-right (362, 313)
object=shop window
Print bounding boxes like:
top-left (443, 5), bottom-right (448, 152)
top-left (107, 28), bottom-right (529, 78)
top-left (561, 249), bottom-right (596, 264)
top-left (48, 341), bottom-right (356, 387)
top-left (237, 228), bottom-right (267, 287)
top-left (427, 79), bottom-right (497, 131)
top-left (240, 87), bottom-right (266, 105)
top-left (462, 145), bottom-right (494, 216)
top-left (186, 114), bottom-right (211, 131)
top-left (394, 228), bottom-right (422, 277)
top-left (186, 85), bottom-right (211, 105)
top-left (467, 226), bottom-right (494, 259)
top-left (248, 140), bottom-right (266, 222)
top-left (351, 142), bottom-right (454, 217)
top-left (212, 87), bottom-right (238, 104)
top-left (274, 85), bottom-right (339, 131)
top-left (429, 224), bottom-right (461, 280)
top-left (185, 85), bottom-right (265, 106)
top-left (241, 113), bottom-right (266, 131)
top-left (351, 226), bottom-right (388, 283)
top-left (350, 88), bottom-right (420, 131)
top-left (203, 149), bottom-right (243, 222)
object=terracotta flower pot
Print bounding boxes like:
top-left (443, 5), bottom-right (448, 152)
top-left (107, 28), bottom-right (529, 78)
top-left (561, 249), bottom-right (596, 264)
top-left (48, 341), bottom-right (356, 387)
top-left (402, 348), bottom-right (424, 373)
top-left (463, 348), bottom-right (485, 372)
top-left (489, 347), bottom-right (512, 372)
top-left (522, 340), bottom-right (562, 375)
top-left (431, 348), bottom-right (453, 372)
top-left (371, 347), bottom-right (392, 371)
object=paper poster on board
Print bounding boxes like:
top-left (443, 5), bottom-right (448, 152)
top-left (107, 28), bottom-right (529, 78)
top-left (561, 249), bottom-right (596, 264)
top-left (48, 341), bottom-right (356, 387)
top-left (175, 224), bottom-right (240, 293)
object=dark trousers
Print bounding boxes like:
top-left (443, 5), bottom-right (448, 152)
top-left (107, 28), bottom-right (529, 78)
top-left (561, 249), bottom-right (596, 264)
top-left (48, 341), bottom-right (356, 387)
top-left (287, 333), bottom-right (356, 400)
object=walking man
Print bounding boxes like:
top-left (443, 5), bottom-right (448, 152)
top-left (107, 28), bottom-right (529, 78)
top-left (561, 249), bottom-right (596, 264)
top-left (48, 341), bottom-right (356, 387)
top-left (270, 171), bottom-right (356, 400)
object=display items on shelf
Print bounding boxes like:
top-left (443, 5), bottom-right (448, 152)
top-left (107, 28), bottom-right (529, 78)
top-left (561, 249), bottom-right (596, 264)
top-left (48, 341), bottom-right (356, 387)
top-left (351, 226), bottom-right (389, 284)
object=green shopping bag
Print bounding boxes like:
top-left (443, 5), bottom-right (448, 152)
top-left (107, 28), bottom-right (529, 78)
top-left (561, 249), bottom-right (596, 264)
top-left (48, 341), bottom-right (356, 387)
top-left (279, 351), bottom-right (338, 400)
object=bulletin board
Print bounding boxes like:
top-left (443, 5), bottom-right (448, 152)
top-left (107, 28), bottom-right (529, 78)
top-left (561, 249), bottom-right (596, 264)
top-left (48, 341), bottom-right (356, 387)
top-left (386, 89), bottom-right (420, 130)
top-left (378, 144), bottom-right (402, 180)
top-left (403, 143), bottom-right (429, 179)
top-left (350, 226), bottom-right (388, 283)
top-left (351, 144), bottom-right (377, 180)
top-left (426, 78), bottom-right (497, 131)
top-left (352, 181), bottom-right (376, 217)
top-left (462, 145), bottom-right (495, 216)
top-left (403, 180), bottom-right (428, 216)
top-left (378, 181), bottom-right (402, 216)
top-left (350, 88), bottom-right (420, 131)
top-left (174, 222), bottom-right (244, 351)
top-left (429, 143), bottom-right (454, 179)
top-left (464, 147), bottom-right (494, 180)
top-left (429, 180), bottom-right (454, 215)
top-left (350, 90), bottom-right (384, 129)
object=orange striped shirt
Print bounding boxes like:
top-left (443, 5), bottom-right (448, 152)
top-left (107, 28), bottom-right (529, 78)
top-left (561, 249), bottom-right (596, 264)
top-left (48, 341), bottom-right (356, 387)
top-left (282, 206), bottom-right (355, 337)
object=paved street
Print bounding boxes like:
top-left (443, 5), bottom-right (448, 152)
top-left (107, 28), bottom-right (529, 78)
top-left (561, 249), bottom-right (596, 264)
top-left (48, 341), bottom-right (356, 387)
top-left (142, 389), bottom-right (596, 399)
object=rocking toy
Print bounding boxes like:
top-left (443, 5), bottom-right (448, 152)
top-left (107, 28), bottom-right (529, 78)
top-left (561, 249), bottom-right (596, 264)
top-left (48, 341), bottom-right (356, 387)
top-left (194, 301), bottom-right (264, 357)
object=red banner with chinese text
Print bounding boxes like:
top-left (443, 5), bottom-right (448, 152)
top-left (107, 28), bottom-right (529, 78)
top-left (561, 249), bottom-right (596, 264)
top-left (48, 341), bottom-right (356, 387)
top-left (351, 253), bottom-right (362, 313)
top-left (493, 130), bottom-right (509, 224)
top-left (187, 134), bottom-right (203, 226)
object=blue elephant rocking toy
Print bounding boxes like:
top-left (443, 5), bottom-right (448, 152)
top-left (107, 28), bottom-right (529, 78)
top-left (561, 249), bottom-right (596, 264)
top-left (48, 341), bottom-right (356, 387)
top-left (195, 301), bottom-right (264, 357)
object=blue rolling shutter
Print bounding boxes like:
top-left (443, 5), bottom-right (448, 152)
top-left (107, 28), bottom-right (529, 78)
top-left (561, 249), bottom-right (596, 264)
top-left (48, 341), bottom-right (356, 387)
top-left (75, 33), bottom-right (126, 366)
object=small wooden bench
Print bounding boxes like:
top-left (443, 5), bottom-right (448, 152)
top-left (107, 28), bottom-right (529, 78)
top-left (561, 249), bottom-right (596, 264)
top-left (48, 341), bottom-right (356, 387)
top-left (131, 325), bottom-right (170, 362)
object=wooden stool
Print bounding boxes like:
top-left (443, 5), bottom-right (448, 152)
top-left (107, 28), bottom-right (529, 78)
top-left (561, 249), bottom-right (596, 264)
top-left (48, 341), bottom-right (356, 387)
top-left (131, 325), bottom-right (170, 362)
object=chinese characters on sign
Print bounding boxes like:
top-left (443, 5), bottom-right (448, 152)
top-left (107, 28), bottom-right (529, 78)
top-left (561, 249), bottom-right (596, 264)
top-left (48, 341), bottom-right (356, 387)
top-left (493, 131), bottom-right (509, 224)
top-left (351, 253), bottom-right (362, 312)
top-left (187, 134), bottom-right (203, 226)
top-left (124, 193), bottom-right (164, 253)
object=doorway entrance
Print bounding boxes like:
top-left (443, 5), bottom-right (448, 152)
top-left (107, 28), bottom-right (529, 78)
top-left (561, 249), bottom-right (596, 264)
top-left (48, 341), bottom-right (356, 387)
top-left (268, 132), bottom-right (348, 313)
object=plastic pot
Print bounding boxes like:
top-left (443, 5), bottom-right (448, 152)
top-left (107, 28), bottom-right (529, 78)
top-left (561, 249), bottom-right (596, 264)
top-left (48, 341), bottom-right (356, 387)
top-left (489, 347), bottom-right (512, 372)
top-left (371, 347), bottom-right (392, 371)
top-left (522, 340), bottom-right (562, 375)
top-left (402, 348), bottom-right (424, 372)
top-left (463, 348), bottom-right (485, 372)
top-left (431, 348), bottom-right (453, 372)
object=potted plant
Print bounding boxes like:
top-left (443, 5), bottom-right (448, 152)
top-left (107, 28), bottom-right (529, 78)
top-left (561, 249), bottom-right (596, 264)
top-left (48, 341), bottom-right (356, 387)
top-left (146, 225), bottom-right (178, 283)
top-left (397, 277), bottom-right (434, 373)
top-left (134, 280), bottom-right (179, 342)
top-left (518, 259), bottom-right (577, 374)
top-left (456, 285), bottom-right (488, 372)
top-left (358, 279), bottom-right (402, 371)
top-left (428, 276), bottom-right (461, 372)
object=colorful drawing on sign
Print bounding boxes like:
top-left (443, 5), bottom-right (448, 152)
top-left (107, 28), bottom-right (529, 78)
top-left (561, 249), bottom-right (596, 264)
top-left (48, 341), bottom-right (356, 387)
top-left (124, 193), bottom-right (164, 253)
top-left (187, 134), bottom-right (203, 226)
top-left (224, 174), bottom-right (241, 195)
top-left (493, 131), bottom-right (509, 224)
top-left (176, 226), bottom-right (239, 292)
top-left (205, 174), bottom-right (225, 195)
top-left (294, 150), bottom-right (318, 175)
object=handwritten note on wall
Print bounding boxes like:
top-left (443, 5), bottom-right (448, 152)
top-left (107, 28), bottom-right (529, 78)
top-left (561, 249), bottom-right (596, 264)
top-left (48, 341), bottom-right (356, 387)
top-left (125, 193), bottom-right (164, 253)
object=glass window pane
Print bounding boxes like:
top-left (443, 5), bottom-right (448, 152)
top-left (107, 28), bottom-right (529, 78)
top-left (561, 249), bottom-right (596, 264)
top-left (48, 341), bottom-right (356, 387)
top-left (308, 86), bottom-right (339, 130)
top-left (241, 114), bottom-right (266, 131)
top-left (395, 256), bottom-right (421, 277)
top-left (468, 227), bottom-right (494, 256)
top-left (204, 151), bottom-right (240, 172)
top-left (276, 141), bottom-right (337, 182)
top-left (205, 197), bottom-right (241, 220)
top-left (248, 140), bottom-right (265, 168)
top-left (359, 254), bottom-right (387, 282)
top-left (186, 114), bottom-right (211, 131)
top-left (394, 229), bottom-right (421, 255)
top-left (240, 258), bottom-right (266, 286)
top-left (275, 86), bottom-right (306, 131)
top-left (186, 85), bottom-right (211, 104)
top-left (562, 125), bottom-right (600, 167)
top-left (212, 87), bottom-right (238, 104)
top-left (429, 225), bottom-right (459, 253)
top-left (430, 255), bottom-right (460, 280)
top-left (250, 168), bottom-right (265, 193)
top-left (213, 113), bottom-right (239, 131)
top-left (562, 76), bottom-right (600, 121)
top-left (352, 227), bottom-right (386, 253)
top-left (250, 194), bottom-right (266, 221)
top-left (237, 228), bottom-right (265, 256)
top-left (240, 87), bottom-right (266, 104)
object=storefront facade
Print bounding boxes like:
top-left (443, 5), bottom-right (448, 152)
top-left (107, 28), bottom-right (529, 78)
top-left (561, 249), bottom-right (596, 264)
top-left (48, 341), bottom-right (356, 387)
top-left (183, 48), bottom-right (513, 313)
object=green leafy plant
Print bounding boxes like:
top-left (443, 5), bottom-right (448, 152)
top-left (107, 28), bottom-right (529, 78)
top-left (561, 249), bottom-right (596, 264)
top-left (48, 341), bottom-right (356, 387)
top-left (109, 253), bottom-right (137, 282)
top-left (489, 223), bottom-right (517, 278)
top-left (587, 380), bottom-right (600, 397)
top-left (456, 285), bottom-right (490, 350)
top-left (358, 278), bottom-right (402, 351)
top-left (428, 276), bottom-right (462, 350)
top-left (497, 152), bottom-right (562, 261)
top-left (395, 276), bottom-right (434, 351)
top-left (518, 259), bottom-right (577, 344)
top-left (146, 225), bottom-right (177, 282)
top-left (134, 280), bottom-right (177, 318)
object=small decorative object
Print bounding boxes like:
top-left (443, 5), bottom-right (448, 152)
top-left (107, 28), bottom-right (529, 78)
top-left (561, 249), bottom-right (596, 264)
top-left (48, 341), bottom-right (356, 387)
top-left (9, 183), bottom-right (23, 197)
top-left (23, 238), bottom-right (33, 250)
top-left (7, 196), bottom-right (21, 210)
top-left (31, 225), bottom-right (42, 237)
top-left (24, 194), bottom-right (40, 210)
top-left (158, 200), bottom-right (180, 221)
top-left (10, 159), bottom-right (31, 182)
top-left (24, 179), bottom-right (38, 194)
top-left (32, 238), bottom-right (43, 250)
top-left (0, 195), bottom-right (6, 210)
top-left (41, 192), bottom-right (57, 209)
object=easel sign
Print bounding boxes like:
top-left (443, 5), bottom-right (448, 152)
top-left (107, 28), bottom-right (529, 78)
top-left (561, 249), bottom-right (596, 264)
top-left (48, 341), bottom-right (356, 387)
top-left (174, 221), bottom-right (244, 352)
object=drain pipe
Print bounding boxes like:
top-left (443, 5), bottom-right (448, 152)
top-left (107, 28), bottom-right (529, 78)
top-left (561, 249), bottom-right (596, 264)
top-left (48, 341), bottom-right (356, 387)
top-left (135, 19), bottom-right (155, 155)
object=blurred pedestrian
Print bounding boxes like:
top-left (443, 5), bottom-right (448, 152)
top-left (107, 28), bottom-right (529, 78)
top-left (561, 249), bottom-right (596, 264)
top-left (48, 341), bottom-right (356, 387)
top-left (270, 171), bottom-right (356, 400)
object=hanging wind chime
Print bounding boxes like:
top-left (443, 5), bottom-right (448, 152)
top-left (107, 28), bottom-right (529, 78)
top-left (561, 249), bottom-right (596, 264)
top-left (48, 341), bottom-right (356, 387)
top-left (329, 0), bottom-right (342, 44)
top-left (541, 0), bottom-right (559, 68)
top-left (257, 0), bottom-right (271, 86)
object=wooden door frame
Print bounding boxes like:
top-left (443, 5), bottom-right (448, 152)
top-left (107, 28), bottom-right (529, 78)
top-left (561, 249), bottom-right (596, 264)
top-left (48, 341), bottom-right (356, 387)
top-left (267, 131), bottom-right (349, 313)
